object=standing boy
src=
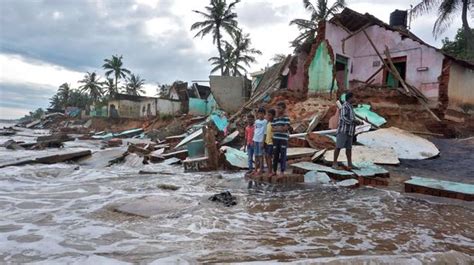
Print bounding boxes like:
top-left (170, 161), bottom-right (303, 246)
top-left (264, 109), bottom-right (275, 176)
top-left (272, 102), bottom-right (290, 176)
top-left (253, 108), bottom-right (267, 174)
top-left (244, 114), bottom-right (255, 172)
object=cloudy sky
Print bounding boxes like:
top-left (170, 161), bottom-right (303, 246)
top-left (0, 0), bottom-right (466, 119)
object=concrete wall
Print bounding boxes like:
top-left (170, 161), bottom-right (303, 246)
top-left (448, 62), bottom-right (474, 110)
top-left (288, 52), bottom-right (307, 93)
top-left (156, 98), bottom-right (181, 115)
top-left (108, 99), bottom-right (141, 118)
top-left (209, 76), bottom-right (248, 113)
top-left (308, 41), bottom-right (338, 94)
top-left (189, 94), bottom-right (217, 116)
top-left (324, 22), bottom-right (445, 100)
top-left (139, 99), bottom-right (157, 118)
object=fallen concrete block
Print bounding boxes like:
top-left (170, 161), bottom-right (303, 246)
top-left (324, 146), bottom-right (400, 165)
top-left (291, 161), bottom-right (354, 180)
top-left (336, 179), bottom-right (359, 188)
top-left (350, 162), bottom-right (389, 178)
top-left (405, 176), bottom-right (474, 201)
top-left (127, 144), bottom-right (151, 156)
top-left (304, 171), bottom-right (331, 184)
top-left (357, 127), bottom-right (440, 160)
top-left (287, 147), bottom-right (318, 159)
top-left (222, 146), bottom-right (248, 169)
top-left (0, 149), bottom-right (92, 168)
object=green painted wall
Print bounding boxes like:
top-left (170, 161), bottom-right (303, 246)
top-left (308, 41), bottom-right (338, 94)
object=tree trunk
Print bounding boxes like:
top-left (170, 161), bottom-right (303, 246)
top-left (115, 74), bottom-right (119, 94)
top-left (216, 25), bottom-right (224, 75)
top-left (461, 0), bottom-right (473, 55)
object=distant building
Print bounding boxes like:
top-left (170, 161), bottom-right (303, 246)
top-left (108, 94), bottom-right (182, 119)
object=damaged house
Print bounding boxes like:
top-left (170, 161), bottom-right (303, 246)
top-left (108, 94), bottom-right (182, 119)
top-left (303, 8), bottom-right (474, 117)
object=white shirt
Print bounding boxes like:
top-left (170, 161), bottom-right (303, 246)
top-left (253, 119), bottom-right (267, 142)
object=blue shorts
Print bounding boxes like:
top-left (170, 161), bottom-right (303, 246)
top-left (254, 141), bottom-right (264, 156)
top-left (265, 144), bottom-right (273, 156)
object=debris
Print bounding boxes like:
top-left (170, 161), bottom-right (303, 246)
top-left (354, 104), bottom-right (386, 127)
top-left (210, 113), bottom-right (228, 132)
top-left (107, 138), bottom-right (123, 147)
top-left (149, 148), bottom-right (165, 162)
top-left (161, 157), bottom-right (181, 165)
top-left (162, 150), bottom-right (188, 160)
top-left (115, 128), bottom-right (144, 138)
top-left (0, 149), bottom-right (92, 168)
top-left (123, 153), bottom-right (145, 167)
top-left (405, 176), bottom-right (473, 201)
top-left (2, 140), bottom-right (24, 150)
top-left (336, 179), bottom-right (359, 188)
top-left (323, 146), bottom-right (400, 165)
top-left (222, 146), bottom-right (248, 169)
top-left (183, 156), bottom-right (210, 172)
top-left (286, 147), bottom-right (318, 159)
top-left (306, 108), bottom-right (328, 133)
top-left (113, 196), bottom-right (193, 217)
top-left (187, 139), bottom-right (205, 158)
top-left (357, 127), bottom-right (440, 160)
top-left (311, 149), bottom-right (326, 162)
top-left (36, 134), bottom-right (73, 148)
top-left (306, 134), bottom-right (335, 150)
top-left (203, 125), bottom-right (219, 170)
top-left (78, 147), bottom-right (127, 168)
top-left (349, 162), bottom-right (389, 178)
top-left (157, 184), bottom-right (180, 191)
top-left (220, 131), bottom-right (239, 146)
top-left (304, 171), bottom-right (331, 184)
top-left (175, 128), bottom-right (202, 149)
top-left (208, 191), bottom-right (237, 207)
top-left (0, 129), bottom-right (16, 136)
top-left (127, 144), bottom-right (152, 156)
top-left (291, 161), bottom-right (354, 180)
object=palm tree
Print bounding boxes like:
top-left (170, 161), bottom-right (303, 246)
top-left (271, 53), bottom-right (288, 63)
top-left (209, 42), bottom-right (234, 75)
top-left (49, 94), bottom-right (61, 110)
top-left (191, 0), bottom-right (240, 75)
top-left (103, 78), bottom-right (118, 98)
top-left (290, 0), bottom-right (346, 48)
top-left (102, 55), bottom-right (131, 92)
top-left (79, 72), bottom-right (103, 103)
top-left (230, 29), bottom-right (261, 76)
top-left (411, 0), bottom-right (473, 53)
top-left (125, 74), bottom-right (146, 96)
top-left (57, 83), bottom-right (71, 109)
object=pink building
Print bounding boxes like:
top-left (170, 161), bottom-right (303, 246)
top-left (306, 8), bottom-right (474, 114)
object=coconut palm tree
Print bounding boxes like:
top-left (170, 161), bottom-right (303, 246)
top-left (103, 78), bottom-right (118, 98)
top-left (102, 55), bottom-right (131, 91)
top-left (290, 0), bottom-right (346, 48)
top-left (125, 74), bottom-right (146, 96)
top-left (57, 83), bottom-right (71, 109)
top-left (79, 72), bottom-right (103, 103)
top-left (49, 94), bottom-right (61, 110)
top-left (209, 42), bottom-right (235, 75)
top-left (411, 0), bottom-right (473, 53)
top-left (191, 0), bottom-right (240, 75)
top-left (230, 29), bottom-right (261, 76)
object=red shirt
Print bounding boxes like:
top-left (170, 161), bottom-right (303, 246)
top-left (245, 125), bottom-right (255, 145)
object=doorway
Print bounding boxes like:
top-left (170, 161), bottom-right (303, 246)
top-left (335, 55), bottom-right (349, 90)
top-left (384, 56), bottom-right (407, 88)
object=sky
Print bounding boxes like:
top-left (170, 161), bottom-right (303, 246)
top-left (0, 0), bottom-right (467, 119)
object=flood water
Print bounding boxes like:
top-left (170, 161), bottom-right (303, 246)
top-left (0, 125), bottom-right (473, 264)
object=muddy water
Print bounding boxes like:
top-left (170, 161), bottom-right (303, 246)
top-left (0, 127), bottom-right (473, 264)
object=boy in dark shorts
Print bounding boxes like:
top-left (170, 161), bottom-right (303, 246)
top-left (271, 102), bottom-right (290, 176)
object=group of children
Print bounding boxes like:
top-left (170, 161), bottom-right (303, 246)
top-left (244, 101), bottom-right (291, 176)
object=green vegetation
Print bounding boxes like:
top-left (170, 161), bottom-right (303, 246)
top-left (191, 0), bottom-right (261, 76)
top-left (442, 28), bottom-right (474, 62)
top-left (290, 0), bottom-right (346, 49)
top-left (412, 0), bottom-right (473, 56)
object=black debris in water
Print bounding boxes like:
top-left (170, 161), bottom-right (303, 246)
top-left (208, 191), bottom-right (237, 207)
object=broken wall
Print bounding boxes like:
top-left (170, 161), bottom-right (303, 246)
top-left (139, 98), bottom-right (158, 118)
top-left (156, 99), bottom-right (181, 116)
top-left (325, 22), bottom-right (445, 101)
top-left (307, 41), bottom-right (337, 94)
top-left (209, 76), bottom-right (249, 113)
top-left (448, 62), bottom-right (474, 111)
top-left (189, 94), bottom-right (217, 116)
top-left (288, 52), bottom-right (308, 94)
top-left (108, 99), bottom-right (141, 118)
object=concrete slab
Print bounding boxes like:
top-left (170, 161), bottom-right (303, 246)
top-left (175, 129), bottom-right (202, 149)
top-left (304, 171), bottom-right (331, 184)
top-left (220, 131), bottom-right (239, 146)
top-left (357, 127), bottom-right (440, 160)
top-left (291, 162), bottom-right (354, 180)
top-left (405, 176), bottom-right (474, 201)
top-left (350, 162), bottom-right (389, 178)
top-left (324, 146), bottom-right (400, 165)
top-left (0, 149), bottom-right (92, 168)
top-left (287, 147), bottom-right (318, 159)
top-left (222, 146), bottom-right (248, 169)
top-left (113, 196), bottom-right (193, 217)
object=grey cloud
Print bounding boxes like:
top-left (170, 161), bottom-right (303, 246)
top-left (0, 0), bottom-right (212, 84)
top-left (237, 2), bottom-right (290, 28)
top-left (0, 83), bottom-right (54, 110)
